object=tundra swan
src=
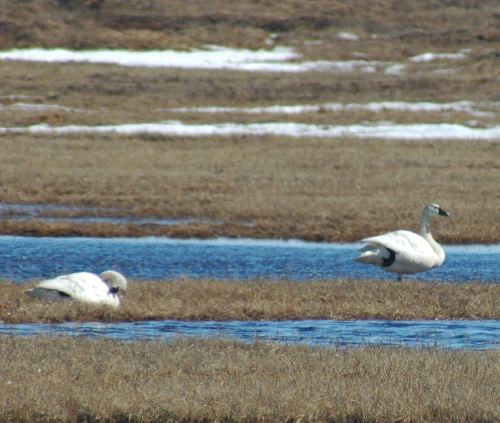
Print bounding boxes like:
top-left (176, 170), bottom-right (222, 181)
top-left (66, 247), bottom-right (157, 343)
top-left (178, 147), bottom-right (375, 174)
top-left (25, 270), bottom-right (127, 308)
top-left (356, 203), bottom-right (450, 280)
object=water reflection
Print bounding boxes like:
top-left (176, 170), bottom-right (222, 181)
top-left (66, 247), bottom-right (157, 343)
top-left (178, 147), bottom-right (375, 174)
top-left (1, 319), bottom-right (498, 350)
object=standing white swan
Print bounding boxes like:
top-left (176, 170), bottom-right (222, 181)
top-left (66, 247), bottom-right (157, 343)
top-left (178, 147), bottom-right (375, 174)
top-left (356, 203), bottom-right (450, 280)
top-left (25, 270), bottom-right (128, 308)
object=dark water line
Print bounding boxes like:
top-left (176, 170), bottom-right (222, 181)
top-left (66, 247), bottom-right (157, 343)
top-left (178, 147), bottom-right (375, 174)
top-left (0, 202), bottom-right (237, 226)
top-left (1, 319), bottom-right (498, 350)
top-left (2, 215), bottom-right (229, 226)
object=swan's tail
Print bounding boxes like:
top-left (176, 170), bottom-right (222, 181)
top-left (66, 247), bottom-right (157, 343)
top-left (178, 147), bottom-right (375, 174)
top-left (356, 245), bottom-right (387, 266)
top-left (24, 287), bottom-right (71, 302)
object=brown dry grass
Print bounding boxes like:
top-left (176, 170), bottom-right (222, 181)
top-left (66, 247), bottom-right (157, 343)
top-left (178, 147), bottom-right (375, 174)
top-left (0, 0), bottom-right (498, 120)
top-left (0, 5), bottom-right (497, 422)
top-left (0, 57), bottom-right (498, 128)
top-left (0, 0), bottom-right (498, 243)
top-left (0, 134), bottom-right (499, 243)
top-left (1, 0), bottom-right (498, 53)
top-left (0, 336), bottom-right (498, 422)
top-left (3, 279), bottom-right (499, 323)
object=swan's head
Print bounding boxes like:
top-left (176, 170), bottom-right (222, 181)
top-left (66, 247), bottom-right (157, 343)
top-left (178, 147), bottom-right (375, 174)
top-left (426, 203), bottom-right (451, 218)
top-left (100, 270), bottom-right (128, 294)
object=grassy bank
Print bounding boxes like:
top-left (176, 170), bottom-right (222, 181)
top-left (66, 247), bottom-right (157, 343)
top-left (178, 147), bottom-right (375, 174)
top-left (3, 279), bottom-right (498, 323)
top-left (0, 337), bottom-right (497, 422)
top-left (1, 1), bottom-right (499, 243)
top-left (0, 135), bottom-right (499, 243)
top-left (2, 0), bottom-right (498, 50)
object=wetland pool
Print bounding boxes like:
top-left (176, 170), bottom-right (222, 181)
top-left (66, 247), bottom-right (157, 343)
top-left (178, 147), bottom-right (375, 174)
top-left (2, 319), bottom-right (498, 351)
top-left (1, 236), bottom-right (498, 350)
top-left (1, 236), bottom-right (498, 283)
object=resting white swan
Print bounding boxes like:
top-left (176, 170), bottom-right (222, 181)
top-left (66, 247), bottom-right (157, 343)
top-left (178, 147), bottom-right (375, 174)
top-left (25, 270), bottom-right (128, 308)
top-left (356, 203), bottom-right (450, 280)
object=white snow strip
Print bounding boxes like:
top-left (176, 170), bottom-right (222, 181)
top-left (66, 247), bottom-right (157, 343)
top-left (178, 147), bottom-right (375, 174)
top-left (1, 121), bottom-right (499, 140)
top-left (169, 101), bottom-right (497, 118)
top-left (0, 47), bottom-right (397, 73)
top-left (384, 63), bottom-right (407, 75)
top-left (0, 46), bottom-right (298, 68)
top-left (0, 102), bottom-right (86, 113)
top-left (410, 51), bottom-right (468, 62)
top-left (0, 94), bottom-right (35, 100)
top-left (337, 32), bottom-right (359, 41)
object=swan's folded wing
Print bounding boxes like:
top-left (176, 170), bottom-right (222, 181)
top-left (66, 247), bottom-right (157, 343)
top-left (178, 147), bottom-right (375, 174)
top-left (363, 231), bottom-right (438, 273)
top-left (36, 272), bottom-right (108, 299)
top-left (361, 230), bottom-right (434, 256)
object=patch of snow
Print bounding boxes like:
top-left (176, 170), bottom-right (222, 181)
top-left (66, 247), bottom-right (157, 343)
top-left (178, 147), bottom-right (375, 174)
top-left (168, 101), bottom-right (497, 118)
top-left (0, 47), bottom-right (398, 74)
top-left (0, 94), bottom-right (35, 101)
top-left (2, 121), bottom-right (499, 141)
top-left (410, 51), bottom-right (468, 62)
top-left (384, 63), bottom-right (407, 75)
top-left (0, 103), bottom-right (86, 112)
top-left (337, 32), bottom-right (359, 41)
top-left (0, 46), bottom-right (298, 68)
top-left (352, 52), bottom-right (368, 58)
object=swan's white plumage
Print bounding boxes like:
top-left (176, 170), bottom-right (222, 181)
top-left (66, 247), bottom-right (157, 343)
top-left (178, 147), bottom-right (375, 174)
top-left (26, 270), bottom-right (127, 308)
top-left (356, 203), bottom-right (450, 279)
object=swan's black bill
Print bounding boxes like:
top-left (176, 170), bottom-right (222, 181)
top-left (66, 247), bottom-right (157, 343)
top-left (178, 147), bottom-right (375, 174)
top-left (438, 207), bottom-right (451, 217)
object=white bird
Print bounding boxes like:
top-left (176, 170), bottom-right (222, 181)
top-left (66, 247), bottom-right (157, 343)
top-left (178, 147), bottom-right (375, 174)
top-left (25, 270), bottom-right (128, 308)
top-left (356, 203), bottom-right (450, 280)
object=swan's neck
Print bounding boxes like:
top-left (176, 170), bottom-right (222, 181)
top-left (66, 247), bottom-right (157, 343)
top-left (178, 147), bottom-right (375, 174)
top-left (420, 209), bottom-right (445, 264)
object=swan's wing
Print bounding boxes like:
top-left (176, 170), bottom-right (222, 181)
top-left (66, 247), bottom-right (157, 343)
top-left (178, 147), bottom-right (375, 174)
top-left (361, 231), bottom-right (434, 257)
top-left (36, 272), bottom-right (110, 302)
top-left (361, 230), bottom-right (439, 271)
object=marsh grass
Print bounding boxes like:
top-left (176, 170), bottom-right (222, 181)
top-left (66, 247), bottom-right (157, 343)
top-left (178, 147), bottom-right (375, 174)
top-left (0, 2), bottom-right (499, 244)
top-left (0, 4), bottom-right (498, 421)
top-left (3, 278), bottom-right (499, 323)
top-left (1, 0), bottom-right (498, 54)
top-left (0, 336), bottom-right (498, 422)
top-left (0, 134), bottom-right (499, 242)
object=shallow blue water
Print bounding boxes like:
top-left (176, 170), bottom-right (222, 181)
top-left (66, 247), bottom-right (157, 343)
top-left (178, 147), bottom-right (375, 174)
top-left (1, 236), bottom-right (498, 350)
top-left (1, 319), bottom-right (498, 350)
top-left (1, 236), bottom-right (498, 283)
top-left (0, 202), bottom-right (243, 226)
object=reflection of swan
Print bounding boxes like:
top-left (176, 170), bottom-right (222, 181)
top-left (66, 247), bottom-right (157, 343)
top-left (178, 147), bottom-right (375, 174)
top-left (25, 270), bottom-right (127, 308)
top-left (356, 203), bottom-right (450, 281)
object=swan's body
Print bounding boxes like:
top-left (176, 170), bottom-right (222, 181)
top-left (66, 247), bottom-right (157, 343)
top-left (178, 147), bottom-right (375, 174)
top-left (356, 203), bottom-right (450, 280)
top-left (25, 270), bottom-right (127, 308)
